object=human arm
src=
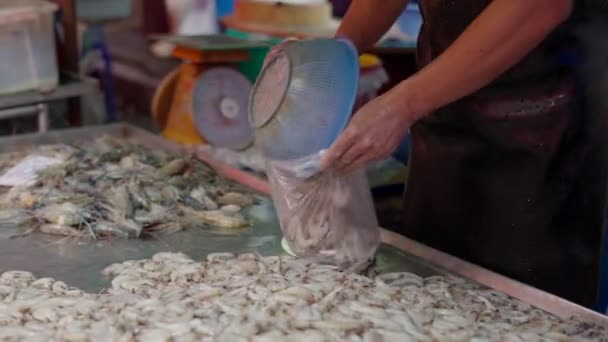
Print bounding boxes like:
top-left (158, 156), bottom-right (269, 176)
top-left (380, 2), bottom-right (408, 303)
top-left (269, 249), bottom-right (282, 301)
top-left (265, 0), bottom-right (407, 63)
top-left (321, 0), bottom-right (574, 172)
top-left (335, 0), bottom-right (409, 51)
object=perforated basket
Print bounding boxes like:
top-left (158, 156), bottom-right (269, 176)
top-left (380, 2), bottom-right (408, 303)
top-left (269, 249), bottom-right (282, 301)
top-left (249, 38), bottom-right (359, 161)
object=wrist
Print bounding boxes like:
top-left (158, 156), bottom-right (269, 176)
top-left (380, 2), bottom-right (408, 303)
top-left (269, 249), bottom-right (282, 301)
top-left (392, 78), bottom-right (433, 123)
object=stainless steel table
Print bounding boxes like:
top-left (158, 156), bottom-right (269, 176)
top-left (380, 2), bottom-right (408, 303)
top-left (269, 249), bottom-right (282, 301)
top-left (0, 123), bottom-right (605, 327)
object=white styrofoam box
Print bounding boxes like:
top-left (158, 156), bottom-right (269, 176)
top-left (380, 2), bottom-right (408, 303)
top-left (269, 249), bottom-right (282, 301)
top-left (0, 0), bottom-right (59, 95)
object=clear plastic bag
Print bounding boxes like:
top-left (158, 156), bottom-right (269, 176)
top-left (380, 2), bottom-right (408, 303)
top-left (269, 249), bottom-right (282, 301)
top-left (267, 151), bottom-right (380, 272)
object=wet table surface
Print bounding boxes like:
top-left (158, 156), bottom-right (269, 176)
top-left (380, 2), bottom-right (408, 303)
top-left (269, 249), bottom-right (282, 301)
top-left (0, 197), bottom-right (439, 293)
top-left (1, 125), bottom-right (606, 324)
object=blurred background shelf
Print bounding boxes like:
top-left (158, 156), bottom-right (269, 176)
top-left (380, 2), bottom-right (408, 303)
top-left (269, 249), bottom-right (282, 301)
top-left (0, 73), bottom-right (99, 135)
top-left (0, 73), bottom-right (98, 111)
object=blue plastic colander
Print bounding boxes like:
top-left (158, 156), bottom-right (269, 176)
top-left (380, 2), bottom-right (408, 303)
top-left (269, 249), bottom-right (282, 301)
top-left (249, 38), bottom-right (359, 161)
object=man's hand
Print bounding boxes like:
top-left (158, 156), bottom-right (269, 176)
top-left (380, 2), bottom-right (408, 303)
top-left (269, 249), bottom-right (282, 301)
top-left (320, 84), bottom-right (418, 173)
top-left (320, 0), bottom-right (572, 175)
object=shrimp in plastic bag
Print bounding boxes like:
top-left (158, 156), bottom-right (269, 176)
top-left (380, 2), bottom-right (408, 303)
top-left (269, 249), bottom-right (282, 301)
top-left (266, 151), bottom-right (380, 272)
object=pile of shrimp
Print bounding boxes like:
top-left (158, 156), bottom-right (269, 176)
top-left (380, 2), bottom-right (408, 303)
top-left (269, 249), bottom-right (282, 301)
top-left (0, 136), bottom-right (255, 239)
top-left (0, 252), bottom-right (606, 341)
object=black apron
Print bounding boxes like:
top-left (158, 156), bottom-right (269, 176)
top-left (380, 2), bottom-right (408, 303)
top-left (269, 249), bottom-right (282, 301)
top-left (401, 1), bottom-right (608, 308)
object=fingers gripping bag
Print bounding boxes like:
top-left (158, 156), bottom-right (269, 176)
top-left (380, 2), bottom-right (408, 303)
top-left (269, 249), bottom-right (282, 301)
top-left (249, 38), bottom-right (378, 271)
top-left (266, 151), bottom-right (380, 272)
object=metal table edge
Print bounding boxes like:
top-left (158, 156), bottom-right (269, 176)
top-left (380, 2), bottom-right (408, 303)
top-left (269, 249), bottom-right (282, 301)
top-left (380, 229), bottom-right (608, 326)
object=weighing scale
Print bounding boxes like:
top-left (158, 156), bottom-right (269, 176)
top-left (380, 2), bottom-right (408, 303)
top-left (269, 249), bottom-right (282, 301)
top-left (151, 35), bottom-right (268, 149)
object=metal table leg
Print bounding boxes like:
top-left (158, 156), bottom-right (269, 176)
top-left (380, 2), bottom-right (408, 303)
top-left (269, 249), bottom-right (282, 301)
top-left (37, 104), bottom-right (49, 133)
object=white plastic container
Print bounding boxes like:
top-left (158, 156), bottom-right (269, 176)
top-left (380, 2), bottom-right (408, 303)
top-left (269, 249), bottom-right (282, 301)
top-left (0, 0), bottom-right (59, 94)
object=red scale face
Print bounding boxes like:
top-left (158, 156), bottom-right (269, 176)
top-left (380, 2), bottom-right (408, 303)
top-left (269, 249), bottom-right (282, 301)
top-left (191, 67), bottom-right (254, 150)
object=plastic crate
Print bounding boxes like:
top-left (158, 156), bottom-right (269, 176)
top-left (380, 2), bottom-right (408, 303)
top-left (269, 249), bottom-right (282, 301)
top-left (0, 0), bottom-right (59, 94)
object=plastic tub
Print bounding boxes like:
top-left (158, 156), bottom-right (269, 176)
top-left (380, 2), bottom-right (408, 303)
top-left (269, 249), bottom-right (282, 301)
top-left (0, 0), bottom-right (59, 94)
